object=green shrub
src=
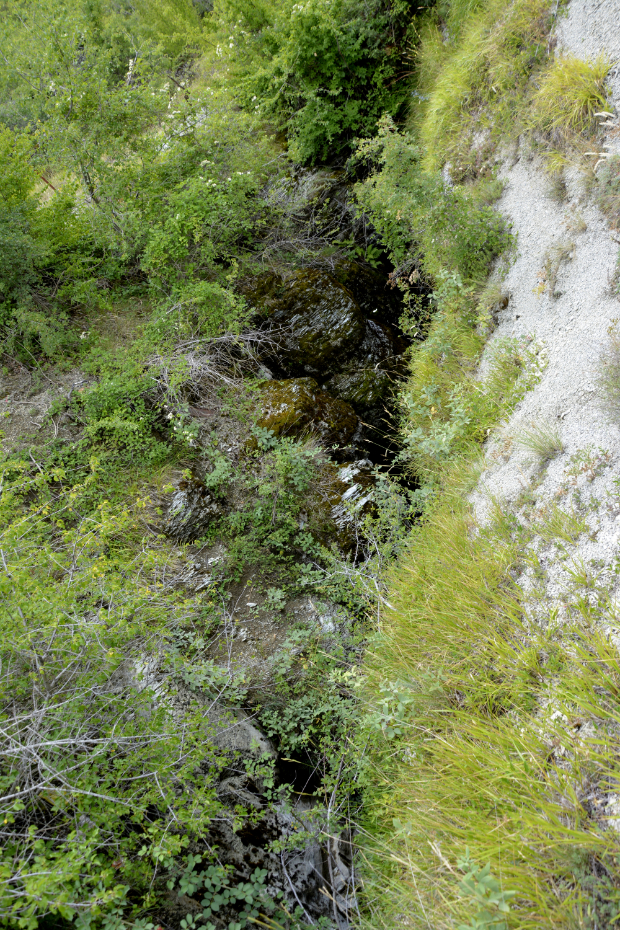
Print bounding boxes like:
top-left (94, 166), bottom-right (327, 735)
top-left (212, 0), bottom-right (422, 164)
top-left (0, 126), bottom-right (96, 360)
top-left (0, 461), bottom-right (226, 927)
top-left (354, 117), bottom-right (513, 284)
top-left (0, 0), bottom-right (272, 363)
top-left (223, 431), bottom-right (326, 578)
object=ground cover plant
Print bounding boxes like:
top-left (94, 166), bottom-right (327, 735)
top-left (0, 0), bottom-right (439, 924)
top-left (351, 0), bottom-right (620, 925)
top-left (411, 0), bottom-right (562, 178)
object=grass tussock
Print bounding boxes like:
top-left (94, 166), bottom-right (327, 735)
top-left (532, 54), bottom-right (611, 137)
top-left (413, 0), bottom-right (557, 178)
top-left (412, 1), bottom-right (610, 183)
top-left (516, 420), bottom-right (565, 465)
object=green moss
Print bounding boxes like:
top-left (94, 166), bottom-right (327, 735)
top-left (257, 376), bottom-right (359, 448)
top-left (324, 367), bottom-right (391, 412)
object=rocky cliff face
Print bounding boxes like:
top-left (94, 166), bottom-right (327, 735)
top-left (469, 0), bottom-right (620, 877)
top-left (473, 0), bottom-right (620, 644)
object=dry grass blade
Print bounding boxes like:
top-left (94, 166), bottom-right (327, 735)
top-left (148, 327), bottom-right (285, 401)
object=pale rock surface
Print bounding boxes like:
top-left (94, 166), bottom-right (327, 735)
top-left (473, 0), bottom-right (620, 542)
top-left (470, 0), bottom-right (620, 827)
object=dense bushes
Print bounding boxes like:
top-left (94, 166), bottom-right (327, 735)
top-left (0, 0), bottom-right (280, 364)
top-left (212, 0), bottom-right (430, 164)
top-left (354, 116), bottom-right (511, 283)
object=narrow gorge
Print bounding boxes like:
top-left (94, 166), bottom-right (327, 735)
top-left (3, 1), bottom-right (620, 929)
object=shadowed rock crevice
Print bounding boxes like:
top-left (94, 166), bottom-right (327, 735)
top-left (241, 261), bottom-right (412, 465)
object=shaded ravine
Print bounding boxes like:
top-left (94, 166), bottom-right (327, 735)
top-left (159, 170), bottom-right (429, 929)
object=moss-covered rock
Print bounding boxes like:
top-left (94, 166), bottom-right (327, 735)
top-left (266, 270), bottom-right (367, 376)
top-left (238, 271), bottom-right (284, 315)
top-left (358, 318), bottom-right (400, 367)
top-left (257, 377), bottom-right (360, 450)
top-left (324, 366), bottom-right (391, 413)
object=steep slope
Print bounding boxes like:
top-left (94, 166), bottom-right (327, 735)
top-left (360, 1), bottom-right (620, 927)
top-left (474, 5), bottom-right (620, 656)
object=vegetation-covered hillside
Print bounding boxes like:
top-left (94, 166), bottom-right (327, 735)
top-left (358, 1), bottom-right (620, 928)
top-left (3, 0), bottom-right (619, 928)
top-left (0, 0), bottom-right (432, 926)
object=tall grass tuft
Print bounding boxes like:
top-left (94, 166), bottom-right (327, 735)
top-left (360, 475), bottom-right (620, 928)
top-left (413, 0), bottom-right (557, 176)
top-left (516, 420), bottom-right (564, 465)
top-left (533, 54), bottom-right (611, 136)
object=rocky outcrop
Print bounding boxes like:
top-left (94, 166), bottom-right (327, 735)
top-left (243, 264), bottom-right (407, 461)
top-left (257, 377), bottom-right (361, 451)
top-left (267, 270), bottom-right (367, 377)
top-left (250, 267), bottom-right (403, 389)
top-left (164, 474), bottom-right (224, 542)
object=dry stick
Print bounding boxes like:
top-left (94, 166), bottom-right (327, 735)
top-left (39, 175), bottom-right (58, 193)
top-left (166, 72), bottom-right (190, 97)
top-left (280, 851), bottom-right (315, 925)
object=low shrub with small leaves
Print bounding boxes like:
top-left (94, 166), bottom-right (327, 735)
top-left (354, 117), bottom-right (513, 287)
